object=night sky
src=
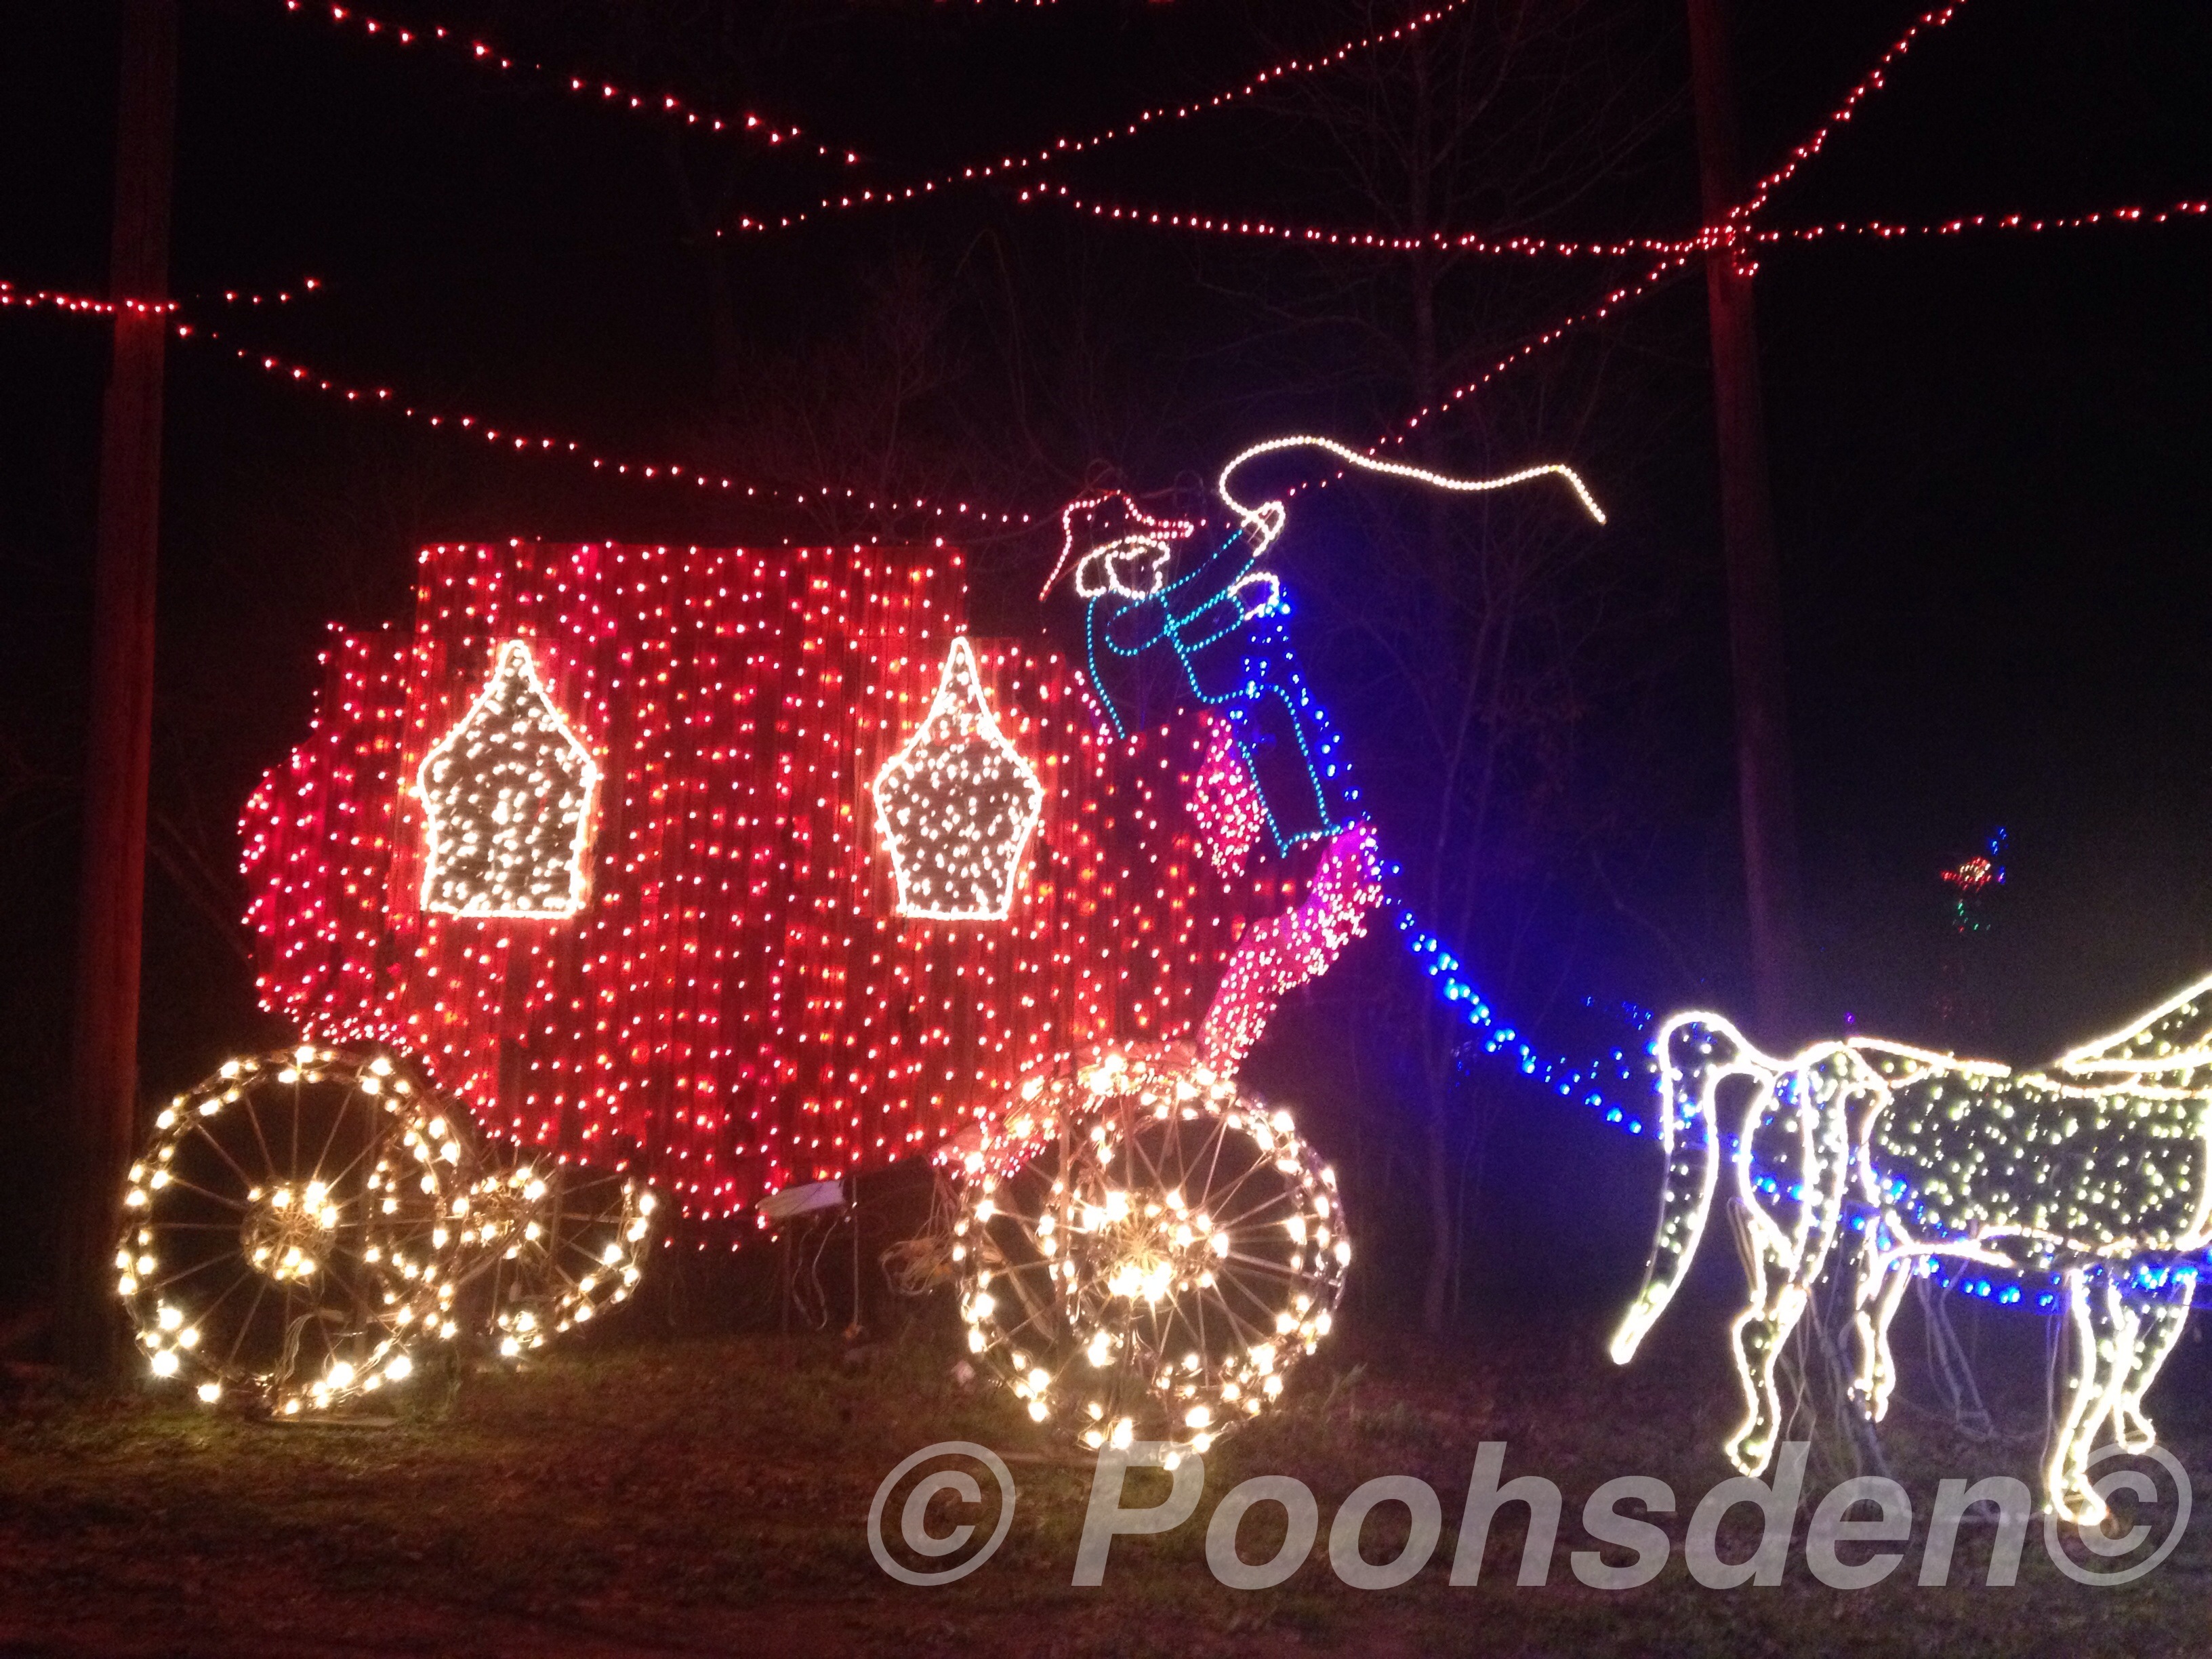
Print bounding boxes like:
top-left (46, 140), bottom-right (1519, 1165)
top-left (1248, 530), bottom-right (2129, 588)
top-left (3, 0), bottom-right (2209, 1320)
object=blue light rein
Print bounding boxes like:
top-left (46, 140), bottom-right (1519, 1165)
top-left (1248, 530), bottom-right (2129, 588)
top-left (1394, 906), bottom-right (1654, 1129)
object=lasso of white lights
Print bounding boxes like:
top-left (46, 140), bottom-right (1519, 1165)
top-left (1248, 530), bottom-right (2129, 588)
top-left (872, 636), bottom-right (1046, 922)
top-left (417, 639), bottom-right (600, 920)
top-left (953, 1046), bottom-right (1346, 1460)
top-left (1216, 434), bottom-right (1607, 567)
top-left (1610, 975), bottom-right (2212, 1525)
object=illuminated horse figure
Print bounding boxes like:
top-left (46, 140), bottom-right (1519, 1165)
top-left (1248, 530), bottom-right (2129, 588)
top-left (1609, 975), bottom-right (2212, 1522)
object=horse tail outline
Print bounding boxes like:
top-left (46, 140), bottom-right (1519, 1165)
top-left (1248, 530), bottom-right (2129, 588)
top-left (1609, 1013), bottom-right (1762, 1364)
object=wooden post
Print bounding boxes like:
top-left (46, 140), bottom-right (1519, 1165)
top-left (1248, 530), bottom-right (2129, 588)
top-left (58, 0), bottom-right (178, 1376)
top-left (1685, 0), bottom-right (1802, 1036)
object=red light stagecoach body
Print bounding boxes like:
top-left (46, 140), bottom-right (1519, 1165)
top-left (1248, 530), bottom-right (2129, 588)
top-left (241, 539), bottom-right (1371, 1223)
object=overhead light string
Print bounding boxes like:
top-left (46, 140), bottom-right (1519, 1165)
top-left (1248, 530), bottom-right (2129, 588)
top-left (1009, 181), bottom-right (1700, 260)
top-left (171, 319), bottom-right (1033, 529)
top-left (1734, 1), bottom-right (1973, 229)
top-left (726, 0), bottom-right (1480, 234)
top-left (274, 0), bottom-right (855, 164)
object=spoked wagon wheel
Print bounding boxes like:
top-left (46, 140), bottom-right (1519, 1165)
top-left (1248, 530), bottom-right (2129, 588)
top-left (956, 1047), bottom-right (1348, 1457)
top-left (117, 1046), bottom-right (464, 1414)
top-left (450, 1163), bottom-right (658, 1357)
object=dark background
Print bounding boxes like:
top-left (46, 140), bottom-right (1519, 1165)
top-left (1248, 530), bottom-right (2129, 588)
top-left (3, 0), bottom-right (2209, 1338)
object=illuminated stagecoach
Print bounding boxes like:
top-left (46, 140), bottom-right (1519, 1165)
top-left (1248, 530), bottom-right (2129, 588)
top-left (126, 523), bottom-right (1376, 1444)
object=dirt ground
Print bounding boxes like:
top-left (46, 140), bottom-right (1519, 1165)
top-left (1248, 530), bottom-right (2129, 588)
top-left (2, 1298), bottom-right (2209, 1658)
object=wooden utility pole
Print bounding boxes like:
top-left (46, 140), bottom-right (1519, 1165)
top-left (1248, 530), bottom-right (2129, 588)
top-left (58, 0), bottom-right (178, 1375)
top-left (1685, 0), bottom-right (1801, 1036)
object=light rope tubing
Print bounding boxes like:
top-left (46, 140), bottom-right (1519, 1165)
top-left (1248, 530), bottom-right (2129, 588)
top-left (1216, 434), bottom-right (1607, 562)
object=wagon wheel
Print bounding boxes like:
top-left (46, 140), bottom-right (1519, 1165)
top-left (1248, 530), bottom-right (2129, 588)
top-left (955, 1047), bottom-right (1348, 1456)
top-left (117, 1046), bottom-right (467, 1414)
top-left (450, 1164), bottom-right (657, 1357)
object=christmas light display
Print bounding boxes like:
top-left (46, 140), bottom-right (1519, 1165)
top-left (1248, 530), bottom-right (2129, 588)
top-left (1198, 823), bottom-right (1385, 1074)
top-left (243, 541), bottom-right (1315, 1220)
top-left (1217, 435), bottom-right (1607, 550)
top-left (1013, 180), bottom-right (1698, 259)
top-left (1375, 256), bottom-right (1692, 450)
top-left (730, 0), bottom-right (1479, 234)
top-left (417, 640), bottom-right (601, 920)
top-left (954, 1046), bottom-right (1346, 1458)
top-left (276, 0), bottom-right (842, 161)
top-left (459, 1164), bottom-right (657, 1357)
top-left (872, 635), bottom-right (1047, 921)
top-left (1011, 185), bottom-right (2212, 262)
top-left (117, 1047), bottom-right (459, 1414)
top-left (175, 322), bottom-right (1032, 529)
top-left (1733, 3), bottom-right (1971, 229)
top-left (121, 1046), bottom-right (659, 1412)
top-left (1397, 911), bottom-right (1652, 1122)
top-left (1072, 506), bottom-right (1357, 852)
top-left (0, 281), bottom-right (176, 316)
top-left (1186, 714), bottom-right (1265, 876)
top-left (1760, 201), bottom-right (2212, 246)
top-left (1610, 977), bottom-right (2212, 1523)
top-left (1942, 827), bottom-right (2007, 934)
top-left (1042, 492), bottom-right (1200, 602)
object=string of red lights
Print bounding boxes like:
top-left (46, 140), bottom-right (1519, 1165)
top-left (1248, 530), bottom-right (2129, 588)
top-left (726, 0), bottom-right (1478, 234)
top-left (1756, 201), bottom-right (2212, 245)
top-left (173, 319), bottom-right (1033, 529)
top-left (1734, 1), bottom-right (1970, 227)
top-left (1, 276), bottom-right (325, 316)
top-left (1009, 180), bottom-right (1696, 259)
top-left (1008, 182), bottom-right (2212, 262)
top-left (9, 0), bottom-right (2186, 539)
top-left (275, 0), bottom-right (851, 164)
top-left (994, 2), bottom-right (1984, 267)
top-left (0, 281), bottom-right (175, 316)
top-left (1383, 255), bottom-right (1693, 448)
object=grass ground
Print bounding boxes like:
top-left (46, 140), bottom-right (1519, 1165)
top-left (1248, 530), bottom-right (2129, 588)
top-left (2, 1294), bottom-right (2208, 1658)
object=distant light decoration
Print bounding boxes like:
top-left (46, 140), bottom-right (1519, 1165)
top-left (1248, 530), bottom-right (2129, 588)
top-left (1199, 823), bottom-right (1384, 1074)
top-left (275, 0), bottom-right (844, 161)
top-left (872, 635), bottom-right (1047, 921)
top-left (1941, 827), bottom-right (2007, 935)
top-left (243, 541), bottom-right (1313, 1220)
top-left (729, 0), bottom-right (1479, 234)
top-left (417, 640), bottom-right (600, 920)
top-left (954, 1046), bottom-right (1345, 1458)
top-left (1609, 977), bottom-right (2212, 1524)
